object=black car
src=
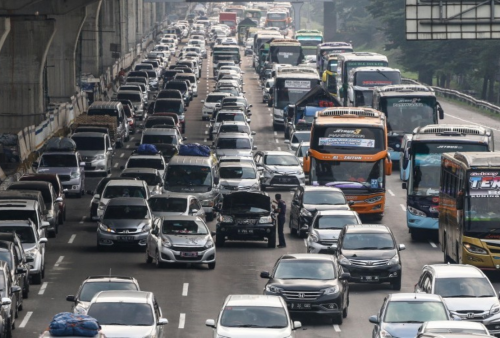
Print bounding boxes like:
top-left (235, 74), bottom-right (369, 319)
top-left (0, 233), bottom-right (31, 299)
top-left (261, 254), bottom-right (350, 324)
top-left (0, 261), bottom-right (21, 337)
top-left (289, 186), bottom-right (351, 238)
top-left (335, 224), bottom-right (405, 290)
top-left (0, 241), bottom-right (27, 318)
top-left (163, 80), bottom-right (191, 105)
top-left (87, 177), bottom-right (137, 220)
top-left (214, 192), bottom-right (276, 248)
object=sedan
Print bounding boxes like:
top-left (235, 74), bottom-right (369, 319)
top-left (254, 151), bottom-right (306, 190)
top-left (146, 216), bottom-right (216, 269)
top-left (147, 194), bottom-right (205, 220)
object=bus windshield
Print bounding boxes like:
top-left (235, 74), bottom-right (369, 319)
top-left (266, 21), bottom-right (287, 29)
top-left (311, 126), bottom-right (385, 154)
top-left (269, 45), bottom-right (303, 65)
top-left (384, 97), bottom-right (436, 133)
top-left (311, 159), bottom-right (384, 190)
top-left (409, 143), bottom-right (489, 196)
top-left (353, 71), bottom-right (400, 87)
top-left (274, 78), bottom-right (317, 109)
top-left (466, 171), bottom-right (500, 234)
top-left (343, 60), bottom-right (388, 81)
top-left (297, 37), bottom-right (323, 47)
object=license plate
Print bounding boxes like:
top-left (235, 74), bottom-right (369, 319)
top-left (278, 177), bottom-right (292, 183)
top-left (118, 236), bottom-right (134, 241)
top-left (289, 303), bottom-right (311, 309)
top-left (362, 276), bottom-right (379, 282)
top-left (238, 229), bottom-right (253, 234)
top-left (180, 252), bottom-right (198, 257)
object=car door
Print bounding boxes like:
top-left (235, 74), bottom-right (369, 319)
top-left (153, 298), bottom-right (164, 337)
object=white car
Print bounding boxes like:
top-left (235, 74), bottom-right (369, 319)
top-left (254, 151), bottom-right (306, 190)
top-left (206, 295), bottom-right (301, 338)
top-left (285, 130), bottom-right (311, 152)
top-left (218, 161), bottom-right (260, 195)
top-left (97, 179), bottom-right (150, 218)
top-left (147, 193), bottom-right (206, 220)
top-left (121, 151), bottom-right (167, 179)
top-left (201, 92), bottom-right (232, 120)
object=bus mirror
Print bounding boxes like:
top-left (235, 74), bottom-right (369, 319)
top-left (385, 158), bottom-right (393, 176)
top-left (287, 105), bottom-right (295, 118)
top-left (437, 102), bottom-right (444, 119)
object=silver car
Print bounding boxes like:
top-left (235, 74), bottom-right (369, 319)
top-left (146, 216), bottom-right (216, 269)
top-left (147, 193), bottom-right (205, 220)
top-left (97, 197), bottom-right (152, 250)
top-left (71, 132), bottom-right (113, 176)
top-left (307, 210), bottom-right (361, 254)
top-left (120, 168), bottom-right (163, 196)
top-left (218, 162), bottom-right (260, 195)
top-left (209, 110), bottom-right (250, 140)
top-left (86, 290), bottom-right (168, 338)
top-left (201, 93), bottom-right (232, 120)
top-left (254, 151), bottom-right (306, 190)
top-left (285, 130), bottom-right (311, 153)
top-left (213, 132), bottom-right (256, 158)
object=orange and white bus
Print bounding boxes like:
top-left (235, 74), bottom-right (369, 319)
top-left (304, 108), bottom-right (392, 219)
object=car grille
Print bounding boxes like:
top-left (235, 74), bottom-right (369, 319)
top-left (350, 259), bottom-right (389, 266)
top-left (319, 239), bottom-right (337, 246)
top-left (270, 176), bottom-right (299, 185)
top-left (282, 290), bottom-right (322, 300)
top-left (221, 185), bottom-right (252, 191)
top-left (173, 255), bottom-right (200, 261)
top-left (115, 228), bottom-right (139, 234)
top-left (236, 218), bottom-right (258, 225)
top-left (171, 246), bottom-right (205, 252)
top-left (83, 156), bottom-right (95, 162)
top-left (59, 175), bottom-right (71, 182)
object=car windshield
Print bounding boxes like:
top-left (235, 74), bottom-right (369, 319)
top-left (0, 251), bottom-right (12, 269)
top-left (264, 155), bottom-right (299, 166)
top-left (0, 210), bottom-right (38, 226)
top-left (127, 158), bottom-right (164, 170)
top-left (0, 227), bottom-right (36, 243)
top-left (72, 137), bottom-right (104, 151)
top-left (384, 301), bottom-right (448, 323)
top-left (142, 135), bottom-right (177, 145)
top-left (0, 276), bottom-right (4, 292)
top-left (216, 138), bottom-right (251, 149)
top-left (434, 277), bottom-right (496, 298)
top-left (216, 113), bottom-right (245, 122)
top-left (296, 144), bottom-right (310, 157)
top-left (104, 205), bottom-right (149, 219)
top-left (220, 306), bottom-right (288, 328)
top-left (103, 186), bottom-right (147, 199)
top-left (303, 191), bottom-right (346, 205)
top-left (219, 167), bottom-right (256, 179)
top-left (161, 220), bottom-right (208, 235)
top-left (219, 125), bottom-right (249, 134)
top-left (79, 282), bottom-right (138, 302)
top-left (206, 95), bottom-right (226, 103)
top-left (342, 233), bottom-right (395, 250)
top-left (274, 260), bottom-right (335, 280)
top-left (426, 328), bottom-right (487, 334)
top-left (315, 215), bottom-right (359, 229)
top-left (88, 302), bottom-right (154, 326)
top-left (117, 93), bottom-right (141, 103)
top-left (292, 132), bottom-right (311, 144)
top-left (154, 101), bottom-right (183, 114)
top-left (121, 173), bottom-right (161, 186)
top-left (40, 154), bottom-right (77, 167)
top-left (166, 165), bottom-right (212, 187)
top-left (149, 197), bottom-right (187, 213)
top-left (144, 119), bottom-right (174, 129)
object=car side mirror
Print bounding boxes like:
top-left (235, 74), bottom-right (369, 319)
top-left (158, 318), bottom-right (169, 325)
top-left (183, 137), bottom-right (187, 141)
top-left (108, 147), bottom-right (114, 152)
top-left (200, 100), bottom-right (205, 103)
top-left (66, 295), bottom-right (76, 302)
top-left (41, 221), bottom-right (50, 229)
top-left (339, 272), bottom-right (350, 280)
top-left (1, 298), bottom-right (11, 306)
top-left (330, 243), bottom-right (338, 251)
top-left (191, 209), bottom-right (199, 214)
top-left (211, 231), bottom-right (216, 237)
top-left (284, 140), bottom-right (290, 144)
top-left (93, 194), bottom-right (101, 200)
top-left (251, 131), bottom-right (256, 135)
top-left (39, 238), bottom-right (48, 244)
top-left (369, 315), bottom-right (379, 324)
top-left (399, 244), bottom-right (406, 251)
top-left (260, 271), bottom-right (270, 279)
top-left (205, 319), bottom-right (216, 328)
top-left (11, 286), bottom-right (21, 294)
top-left (249, 104), bottom-right (252, 108)
top-left (55, 197), bottom-right (63, 203)
top-left (252, 146), bottom-right (257, 150)
top-left (293, 321), bottom-right (302, 330)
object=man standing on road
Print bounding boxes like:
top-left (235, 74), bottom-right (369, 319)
top-left (272, 193), bottom-right (287, 248)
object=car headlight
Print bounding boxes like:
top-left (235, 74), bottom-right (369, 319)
top-left (380, 330), bottom-right (395, 338)
top-left (204, 239), bottom-right (214, 249)
top-left (365, 196), bottom-right (383, 204)
top-left (338, 255), bottom-right (351, 265)
top-left (258, 216), bottom-right (272, 223)
top-left (98, 202), bottom-right (106, 210)
top-left (323, 286), bottom-right (339, 295)
top-left (138, 222), bottom-right (151, 233)
top-left (74, 304), bottom-right (87, 315)
top-left (95, 154), bottom-right (105, 160)
top-left (70, 171), bottom-right (80, 179)
top-left (300, 209), bottom-right (312, 218)
top-left (408, 206), bottom-right (426, 217)
top-left (490, 304), bottom-right (500, 316)
top-left (251, 183), bottom-right (260, 189)
top-left (99, 223), bottom-right (115, 233)
top-left (387, 254), bottom-right (399, 265)
top-left (161, 238), bottom-right (172, 248)
top-left (297, 169), bottom-right (304, 175)
top-left (220, 215), bottom-right (233, 223)
top-left (25, 248), bottom-right (37, 260)
top-left (265, 285), bottom-right (282, 294)
top-left (309, 234), bottom-right (319, 243)
top-left (463, 242), bottom-right (488, 255)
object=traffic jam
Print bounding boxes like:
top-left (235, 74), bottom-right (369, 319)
top-left (2, 1), bottom-right (500, 338)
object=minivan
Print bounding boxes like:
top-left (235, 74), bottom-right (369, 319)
top-left (71, 132), bottom-right (113, 176)
top-left (87, 101), bottom-right (128, 148)
top-left (117, 91), bottom-right (146, 121)
top-left (174, 73), bottom-right (198, 97)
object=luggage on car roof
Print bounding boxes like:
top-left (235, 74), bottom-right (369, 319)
top-left (45, 137), bottom-right (76, 152)
top-left (48, 312), bottom-right (100, 337)
top-left (178, 143), bottom-right (211, 157)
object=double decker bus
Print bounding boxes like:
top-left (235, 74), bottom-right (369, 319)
top-left (372, 85), bottom-right (444, 166)
top-left (271, 70), bottom-right (320, 130)
top-left (439, 152), bottom-right (500, 269)
top-left (304, 108), bottom-right (392, 219)
top-left (294, 30), bottom-right (324, 56)
top-left (316, 42), bottom-right (353, 73)
top-left (337, 52), bottom-right (388, 106)
top-left (403, 125), bottom-right (494, 240)
top-left (267, 39), bottom-right (303, 66)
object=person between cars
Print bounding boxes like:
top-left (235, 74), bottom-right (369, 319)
top-left (272, 193), bottom-right (286, 248)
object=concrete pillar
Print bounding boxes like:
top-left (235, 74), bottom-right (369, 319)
top-left (0, 17), bottom-right (56, 133)
top-left (323, 2), bottom-right (336, 41)
top-left (100, 0), bottom-right (121, 70)
top-left (81, 1), bottom-right (102, 77)
top-left (136, 0), bottom-right (144, 41)
top-left (156, 3), bottom-right (164, 24)
top-left (47, 7), bottom-right (87, 102)
top-left (150, 3), bottom-right (156, 31)
top-left (143, 1), bottom-right (151, 36)
top-left (291, 2), bottom-right (303, 31)
top-left (0, 18), bottom-right (10, 53)
top-left (124, 0), bottom-right (137, 53)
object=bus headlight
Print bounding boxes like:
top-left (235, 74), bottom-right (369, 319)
top-left (365, 196), bottom-right (383, 204)
top-left (408, 206), bottom-right (426, 217)
top-left (463, 243), bottom-right (488, 255)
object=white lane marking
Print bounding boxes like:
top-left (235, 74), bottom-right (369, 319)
top-left (333, 324), bottom-right (341, 332)
top-left (303, 239), bottom-right (307, 247)
top-left (429, 241), bottom-right (437, 248)
top-left (19, 311), bottom-right (33, 328)
top-left (388, 189), bottom-right (395, 196)
top-left (268, 108), bottom-right (271, 111)
top-left (204, 139), bottom-right (208, 142)
top-left (126, 144), bottom-right (130, 149)
top-left (400, 204), bottom-right (406, 211)
top-left (275, 139), bottom-right (279, 143)
top-left (120, 153), bottom-right (125, 158)
top-left (38, 282), bottom-right (48, 295)
top-left (182, 283), bottom-right (189, 296)
top-left (277, 147), bottom-right (281, 151)
top-left (269, 113), bottom-right (272, 117)
top-left (179, 313), bottom-right (186, 329)
top-left (79, 216), bottom-right (85, 224)
top-left (205, 130), bottom-right (208, 134)
top-left (445, 113), bottom-right (500, 131)
top-left (274, 131), bottom-right (277, 136)
top-left (130, 136), bottom-right (135, 141)
top-left (68, 234), bottom-right (76, 244)
top-left (113, 163), bottom-right (119, 168)
top-left (55, 256), bottom-right (64, 267)
top-left (205, 124), bottom-right (209, 128)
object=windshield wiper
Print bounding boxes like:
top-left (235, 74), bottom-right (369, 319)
top-left (234, 324), bottom-right (261, 328)
top-left (263, 325), bottom-right (286, 328)
top-left (378, 247), bottom-right (394, 250)
top-left (477, 294), bottom-right (495, 297)
top-left (356, 247), bottom-right (379, 250)
top-left (444, 295), bottom-right (477, 298)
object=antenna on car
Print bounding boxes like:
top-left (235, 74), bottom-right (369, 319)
top-left (109, 268), bottom-right (112, 276)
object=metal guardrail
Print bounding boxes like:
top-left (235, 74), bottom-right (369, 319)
top-left (402, 78), bottom-right (500, 115)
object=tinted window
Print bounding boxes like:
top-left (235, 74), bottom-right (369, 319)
top-left (40, 154), bottom-right (77, 167)
top-left (216, 138), bottom-right (251, 149)
top-left (216, 113), bottom-right (245, 122)
top-left (0, 251), bottom-right (12, 269)
top-left (127, 158), bottom-right (164, 170)
top-left (219, 167), bottom-right (256, 179)
top-left (72, 137), bottom-right (104, 151)
top-left (120, 173), bottom-right (161, 186)
top-left (161, 220), bottom-right (208, 235)
top-left (274, 260), bottom-right (335, 280)
top-left (88, 303), bottom-right (154, 326)
top-left (0, 210), bottom-right (38, 226)
top-left (149, 197), bottom-right (187, 212)
top-left (220, 306), bottom-right (288, 328)
top-left (342, 233), bottom-right (394, 250)
top-left (434, 277), bottom-right (495, 297)
top-left (104, 205), bottom-right (149, 219)
top-left (79, 282), bottom-right (138, 302)
top-left (103, 186), bottom-right (147, 199)
top-left (303, 191), bottom-right (346, 205)
top-left (117, 93), bottom-right (142, 103)
top-left (384, 301), bottom-right (448, 323)
top-left (264, 155), bottom-right (299, 166)
top-left (0, 227), bottom-right (36, 243)
top-left (314, 215), bottom-right (359, 229)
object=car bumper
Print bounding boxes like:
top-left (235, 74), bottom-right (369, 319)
top-left (158, 246), bottom-right (216, 263)
top-left (261, 175), bottom-right (305, 187)
top-left (340, 264), bottom-right (402, 283)
top-left (264, 291), bottom-right (343, 316)
top-left (217, 224), bottom-right (275, 240)
top-left (202, 108), bottom-right (214, 118)
top-left (97, 229), bottom-right (149, 247)
top-left (308, 241), bottom-right (338, 254)
top-left (407, 212), bottom-right (438, 230)
top-left (84, 160), bottom-right (108, 173)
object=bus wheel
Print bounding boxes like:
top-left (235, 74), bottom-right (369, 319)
top-left (410, 229), bottom-right (423, 241)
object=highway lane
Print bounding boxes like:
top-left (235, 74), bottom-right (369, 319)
top-left (12, 47), bottom-right (500, 337)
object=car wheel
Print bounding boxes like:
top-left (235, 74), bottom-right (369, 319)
top-left (260, 185), bottom-right (266, 191)
top-left (146, 249), bottom-right (153, 264)
top-left (208, 261), bottom-right (216, 269)
top-left (47, 230), bottom-right (56, 239)
top-left (342, 297), bottom-right (348, 318)
top-left (155, 251), bottom-right (164, 268)
top-left (125, 135), bottom-right (130, 142)
top-left (206, 213), bottom-right (214, 222)
top-left (5, 319), bottom-right (11, 338)
top-left (215, 233), bottom-right (225, 247)
top-left (267, 233), bottom-right (276, 248)
top-left (58, 212), bottom-right (64, 225)
top-left (18, 301), bottom-right (22, 312)
top-left (391, 276), bottom-right (402, 291)
top-left (22, 283), bottom-right (28, 299)
top-left (32, 272), bottom-right (42, 285)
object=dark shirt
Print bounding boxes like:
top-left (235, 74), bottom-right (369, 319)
top-left (277, 200), bottom-right (286, 219)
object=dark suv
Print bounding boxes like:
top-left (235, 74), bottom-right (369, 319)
top-left (335, 224), bottom-right (406, 290)
top-left (0, 261), bottom-right (21, 337)
top-left (215, 192), bottom-right (276, 248)
top-left (261, 254), bottom-right (350, 324)
top-left (0, 241), bottom-right (28, 319)
top-left (0, 233), bottom-right (30, 299)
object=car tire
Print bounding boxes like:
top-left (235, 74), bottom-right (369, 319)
top-left (146, 249), bottom-right (153, 264)
top-left (267, 233), bottom-right (276, 248)
top-left (208, 262), bottom-right (216, 269)
top-left (215, 233), bottom-right (225, 247)
top-left (155, 251), bottom-right (164, 268)
top-left (5, 318), bottom-right (11, 338)
top-left (32, 272), bottom-right (42, 285)
top-left (58, 212), bottom-right (64, 225)
top-left (22, 284), bottom-right (28, 299)
top-left (48, 230), bottom-right (56, 239)
top-left (391, 276), bottom-right (402, 291)
top-left (342, 299), bottom-right (348, 318)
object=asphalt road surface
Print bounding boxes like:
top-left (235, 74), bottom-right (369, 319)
top-left (14, 49), bottom-right (500, 338)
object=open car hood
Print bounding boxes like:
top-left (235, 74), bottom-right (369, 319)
top-left (222, 192), bottom-right (270, 212)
